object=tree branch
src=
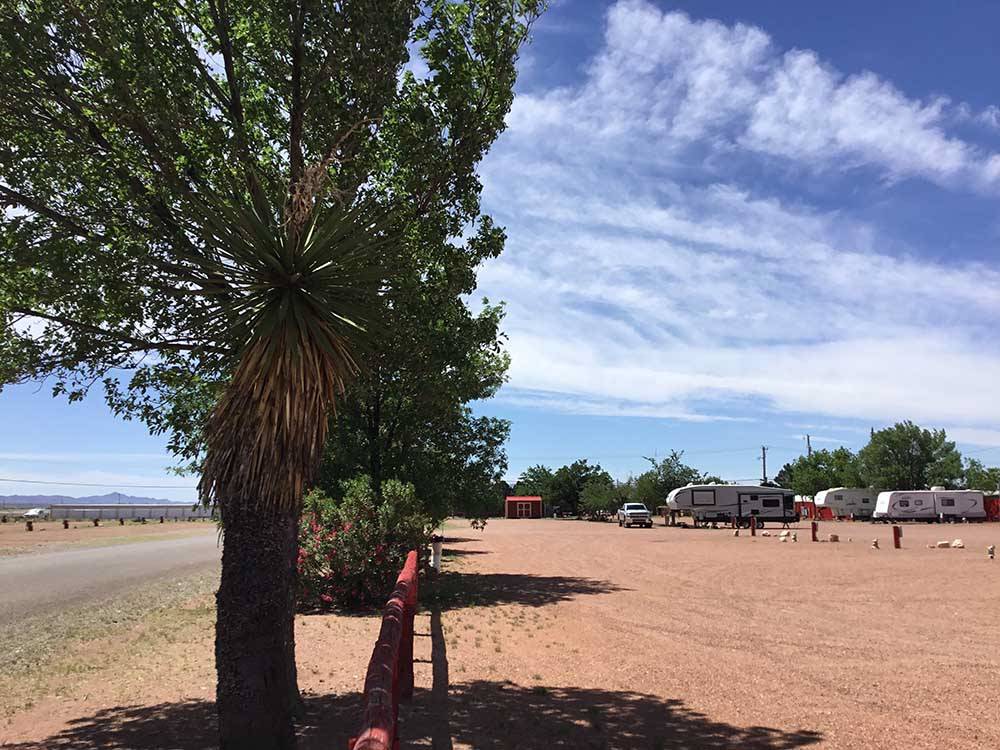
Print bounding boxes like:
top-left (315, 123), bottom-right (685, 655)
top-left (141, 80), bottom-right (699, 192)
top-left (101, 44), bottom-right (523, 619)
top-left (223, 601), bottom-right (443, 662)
top-left (11, 307), bottom-right (228, 354)
top-left (0, 184), bottom-right (110, 242)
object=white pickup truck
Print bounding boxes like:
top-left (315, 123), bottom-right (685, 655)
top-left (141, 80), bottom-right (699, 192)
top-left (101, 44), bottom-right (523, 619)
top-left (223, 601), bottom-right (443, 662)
top-left (617, 502), bottom-right (653, 528)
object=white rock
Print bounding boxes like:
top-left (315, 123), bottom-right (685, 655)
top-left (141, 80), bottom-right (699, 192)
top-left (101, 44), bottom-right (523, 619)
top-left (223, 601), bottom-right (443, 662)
top-left (951, 539), bottom-right (965, 549)
top-left (936, 541), bottom-right (951, 548)
top-left (779, 530), bottom-right (790, 538)
top-left (761, 530), bottom-right (771, 537)
top-left (780, 536), bottom-right (788, 543)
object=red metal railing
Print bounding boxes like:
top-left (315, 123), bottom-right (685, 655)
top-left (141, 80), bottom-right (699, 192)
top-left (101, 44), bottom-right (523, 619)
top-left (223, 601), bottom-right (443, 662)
top-left (348, 550), bottom-right (419, 750)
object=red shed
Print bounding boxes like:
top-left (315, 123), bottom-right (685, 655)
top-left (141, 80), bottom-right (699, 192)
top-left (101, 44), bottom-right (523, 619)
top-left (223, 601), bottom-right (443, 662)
top-left (505, 495), bottom-right (543, 519)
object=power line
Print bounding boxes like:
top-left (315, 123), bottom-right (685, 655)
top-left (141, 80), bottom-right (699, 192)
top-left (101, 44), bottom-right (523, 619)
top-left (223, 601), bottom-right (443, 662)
top-left (0, 476), bottom-right (196, 489)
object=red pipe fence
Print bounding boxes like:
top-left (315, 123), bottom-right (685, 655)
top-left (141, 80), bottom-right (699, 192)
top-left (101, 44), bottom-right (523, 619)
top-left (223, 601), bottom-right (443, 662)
top-left (348, 550), bottom-right (419, 750)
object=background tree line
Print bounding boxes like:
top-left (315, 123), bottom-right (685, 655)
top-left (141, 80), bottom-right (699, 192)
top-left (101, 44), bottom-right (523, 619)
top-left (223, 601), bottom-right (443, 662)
top-left (509, 421), bottom-right (1000, 518)
top-left (513, 451), bottom-right (722, 516)
top-left (775, 421), bottom-right (1000, 497)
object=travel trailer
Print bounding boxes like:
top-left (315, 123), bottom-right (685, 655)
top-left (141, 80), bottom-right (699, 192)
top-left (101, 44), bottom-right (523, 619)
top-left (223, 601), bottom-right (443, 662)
top-left (873, 488), bottom-right (985, 522)
top-left (814, 488), bottom-right (877, 519)
top-left (666, 484), bottom-right (798, 527)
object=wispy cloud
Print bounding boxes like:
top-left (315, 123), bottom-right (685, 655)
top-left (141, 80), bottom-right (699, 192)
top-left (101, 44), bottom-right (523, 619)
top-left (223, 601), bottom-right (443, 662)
top-left (510, 0), bottom-right (1000, 191)
top-left (477, 0), bottom-right (1000, 433)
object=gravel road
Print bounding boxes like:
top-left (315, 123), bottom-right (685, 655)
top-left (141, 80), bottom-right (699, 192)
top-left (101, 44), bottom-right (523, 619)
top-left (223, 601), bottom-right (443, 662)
top-left (0, 530), bottom-right (219, 626)
top-left (419, 519), bottom-right (1000, 749)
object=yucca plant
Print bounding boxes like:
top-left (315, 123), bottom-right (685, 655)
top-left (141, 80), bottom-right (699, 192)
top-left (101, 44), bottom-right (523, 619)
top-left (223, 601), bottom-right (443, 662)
top-left (0, 1), bottom-right (540, 747)
top-left (187, 194), bottom-right (396, 747)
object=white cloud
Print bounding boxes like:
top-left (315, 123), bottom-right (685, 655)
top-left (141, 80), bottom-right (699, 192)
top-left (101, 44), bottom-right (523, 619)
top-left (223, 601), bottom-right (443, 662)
top-left (509, 0), bottom-right (1000, 190)
top-left (475, 0), bottom-right (1000, 434)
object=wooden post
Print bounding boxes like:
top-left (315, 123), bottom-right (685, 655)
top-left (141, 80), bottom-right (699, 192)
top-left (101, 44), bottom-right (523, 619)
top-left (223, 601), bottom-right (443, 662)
top-left (119, 518), bottom-right (125, 526)
top-left (892, 525), bottom-right (902, 549)
top-left (63, 519), bottom-right (69, 529)
top-left (750, 516), bottom-right (757, 536)
top-left (811, 521), bottom-right (819, 542)
top-left (26, 520), bottom-right (33, 532)
top-left (93, 518), bottom-right (100, 527)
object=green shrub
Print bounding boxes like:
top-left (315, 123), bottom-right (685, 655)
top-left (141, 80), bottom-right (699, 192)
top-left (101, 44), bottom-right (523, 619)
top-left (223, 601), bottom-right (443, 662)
top-left (297, 475), bottom-right (433, 609)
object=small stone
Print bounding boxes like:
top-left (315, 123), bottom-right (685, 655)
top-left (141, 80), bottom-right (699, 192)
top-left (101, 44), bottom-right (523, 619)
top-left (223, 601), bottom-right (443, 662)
top-left (871, 539), bottom-right (879, 549)
top-left (761, 530), bottom-right (771, 537)
top-left (779, 530), bottom-right (790, 538)
top-left (828, 533), bottom-right (839, 543)
top-left (792, 533), bottom-right (798, 543)
top-left (951, 539), bottom-right (964, 549)
top-left (780, 536), bottom-right (788, 543)
top-left (936, 541), bottom-right (951, 548)
top-left (733, 529), bottom-right (740, 537)
top-left (988, 545), bottom-right (995, 559)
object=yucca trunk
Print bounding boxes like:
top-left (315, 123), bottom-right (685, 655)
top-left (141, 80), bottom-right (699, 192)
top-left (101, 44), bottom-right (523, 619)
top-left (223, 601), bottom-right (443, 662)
top-left (216, 503), bottom-right (300, 750)
top-left (203, 335), bottom-right (351, 749)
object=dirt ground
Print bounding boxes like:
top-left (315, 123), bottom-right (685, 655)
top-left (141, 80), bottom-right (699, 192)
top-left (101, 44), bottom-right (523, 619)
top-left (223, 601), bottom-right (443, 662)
top-left (0, 518), bottom-right (215, 556)
top-left (2, 518), bottom-right (999, 749)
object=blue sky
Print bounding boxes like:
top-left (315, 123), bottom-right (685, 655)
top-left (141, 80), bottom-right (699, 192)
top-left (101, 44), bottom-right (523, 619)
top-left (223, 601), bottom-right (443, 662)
top-left (3, 0), bottom-right (1000, 499)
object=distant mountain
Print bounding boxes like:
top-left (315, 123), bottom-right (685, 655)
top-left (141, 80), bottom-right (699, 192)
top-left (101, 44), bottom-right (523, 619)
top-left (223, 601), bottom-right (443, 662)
top-left (0, 493), bottom-right (196, 507)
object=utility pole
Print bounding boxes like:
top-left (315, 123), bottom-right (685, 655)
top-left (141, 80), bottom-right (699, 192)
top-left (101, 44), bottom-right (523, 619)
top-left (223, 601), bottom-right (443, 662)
top-left (760, 445), bottom-right (769, 484)
top-left (806, 434), bottom-right (812, 457)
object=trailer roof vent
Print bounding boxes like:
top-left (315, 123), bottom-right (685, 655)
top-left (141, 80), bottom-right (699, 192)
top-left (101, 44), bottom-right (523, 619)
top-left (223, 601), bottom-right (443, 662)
top-left (930, 486), bottom-right (946, 492)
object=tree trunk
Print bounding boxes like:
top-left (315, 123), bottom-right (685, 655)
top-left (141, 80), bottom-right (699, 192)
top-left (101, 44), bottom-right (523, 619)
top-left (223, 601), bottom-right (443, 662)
top-left (216, 503), bottom-right (301, 750)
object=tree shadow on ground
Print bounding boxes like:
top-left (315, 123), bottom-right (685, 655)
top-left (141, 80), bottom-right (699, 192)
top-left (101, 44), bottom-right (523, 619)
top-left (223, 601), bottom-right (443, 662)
top-left (403, 681), bottom-right (823, 750)
top-left (441, 548), bottom-right (491, 557)
top-left (425, 570), bottom-right (626, 610)
top-left (7, 683), bottom-right (821, 750)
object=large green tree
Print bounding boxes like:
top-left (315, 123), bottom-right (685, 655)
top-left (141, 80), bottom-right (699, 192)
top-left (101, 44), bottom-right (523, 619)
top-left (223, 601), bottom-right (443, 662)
top-left (514, 463), bottom-right (554, 497)
top-left (629, 451), bottom-right (717, 508)
top-left (773, 447), bottom-right (864, 497)
top-left (0, 2), bottom-right (539, 746)
top-left (963, 458), bottom-right (1000, 492)
top-left (547, 459), bottom-right (611, 515)
top-left (315, 283), bottom-right (511, 522)
top-left (858, 422), bottom-right (964, 491)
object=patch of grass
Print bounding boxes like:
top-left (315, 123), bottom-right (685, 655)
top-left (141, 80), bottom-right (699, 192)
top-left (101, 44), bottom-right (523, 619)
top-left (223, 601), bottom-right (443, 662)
top-left (0, 570), bottom-right (218, 718)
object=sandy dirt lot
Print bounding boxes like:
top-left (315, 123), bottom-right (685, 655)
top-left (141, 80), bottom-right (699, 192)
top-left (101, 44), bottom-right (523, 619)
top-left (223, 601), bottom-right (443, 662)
top-left (0, 518), bottom-right (215, 556)
top-left (2, 518), bottom-right (999, 749)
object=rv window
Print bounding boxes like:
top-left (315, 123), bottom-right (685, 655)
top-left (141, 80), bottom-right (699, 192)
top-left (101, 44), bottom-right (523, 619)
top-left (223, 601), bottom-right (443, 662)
top-left (692, 490), bottom-right (716, 506)
top-left (862, 498), bottom-right (870, 504)
top-left (834, 494), bottom-right (844, 501)
top-left (761, 497), bottom-right (781, 508)
top-left (898, 500), bottom-right (910, 507)
top-left (940, 498), bottom-right (955, 507)
top-left (914, 499), bottom-right (923, 506)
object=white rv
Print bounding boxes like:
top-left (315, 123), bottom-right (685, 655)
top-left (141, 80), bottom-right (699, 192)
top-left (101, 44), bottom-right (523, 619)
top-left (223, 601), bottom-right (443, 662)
top-left (873, 488), bottom-right (985, 522)
top-left (667, 484), bottom-right (797, 528)
top-left (814, 488), bottom-right (877, 519)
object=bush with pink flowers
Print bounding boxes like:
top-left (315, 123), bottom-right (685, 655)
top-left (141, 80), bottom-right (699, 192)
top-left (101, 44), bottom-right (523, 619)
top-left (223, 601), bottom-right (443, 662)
top-left (297, 476), bottom-right (433, 609)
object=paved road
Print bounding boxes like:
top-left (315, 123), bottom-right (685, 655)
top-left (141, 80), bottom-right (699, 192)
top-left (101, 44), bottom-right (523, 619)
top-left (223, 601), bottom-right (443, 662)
top-left (0, 531), bottom-right (220, 626)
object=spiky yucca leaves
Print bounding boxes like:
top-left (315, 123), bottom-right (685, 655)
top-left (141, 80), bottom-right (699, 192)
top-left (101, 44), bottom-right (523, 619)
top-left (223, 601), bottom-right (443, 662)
top-left (193, 196), bottom-right (395, 516)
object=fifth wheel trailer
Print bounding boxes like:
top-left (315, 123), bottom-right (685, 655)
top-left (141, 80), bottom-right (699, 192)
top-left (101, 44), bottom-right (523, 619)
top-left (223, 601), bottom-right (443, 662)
top-left (814, 488), bottom-right (877, 519)
top-left (873, 489), bottom-right (986, 522)
top-left (667, 484), bottom-right (798, 527)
